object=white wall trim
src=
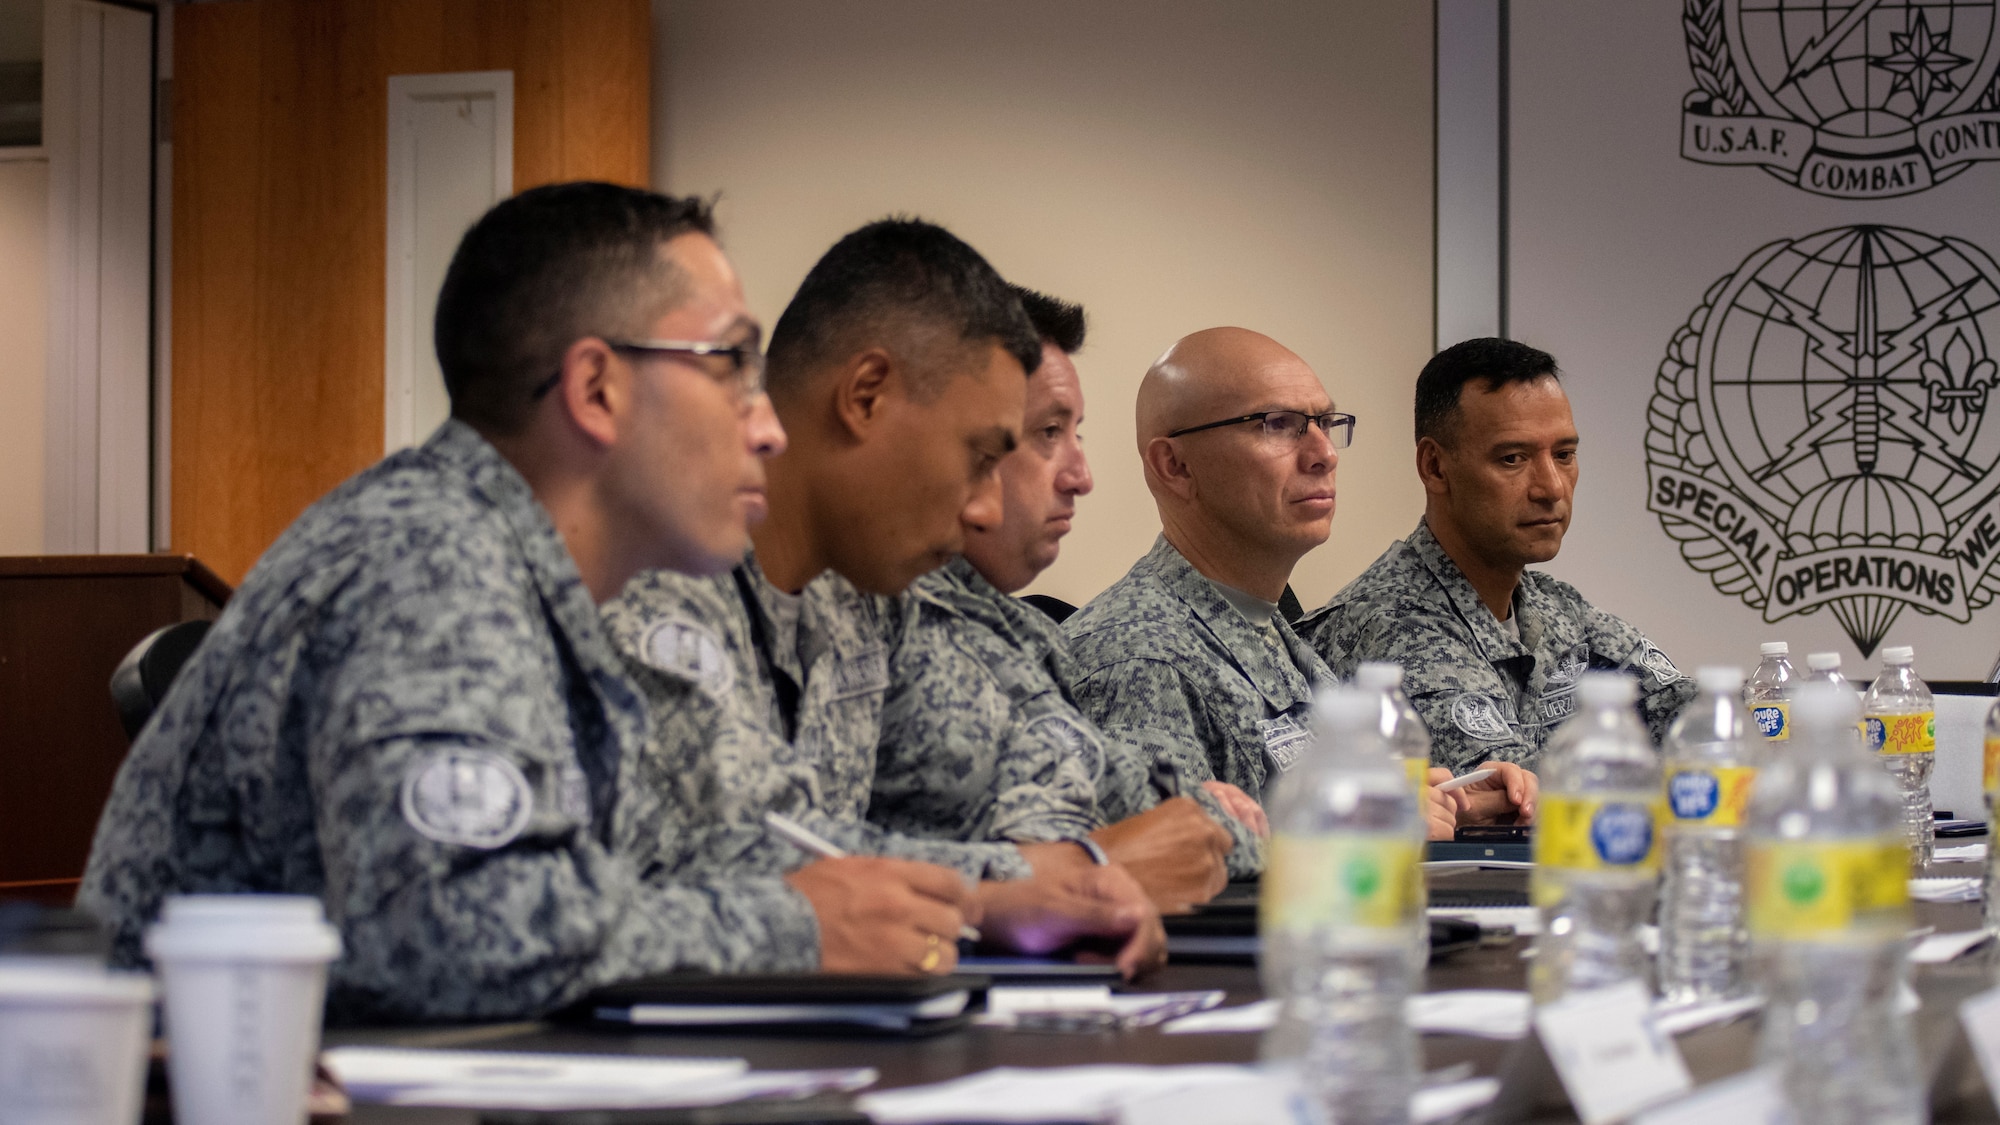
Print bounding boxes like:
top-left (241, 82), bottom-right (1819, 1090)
top-left (385, 70), bottom-right (513, 454)
top-left (1434, 0), bottom-right (1506, 351)
top-left (43, 0), bottom-right (154, 555)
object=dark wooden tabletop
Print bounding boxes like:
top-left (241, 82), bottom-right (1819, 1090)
top-left (315, 867), bottom-right (2000, 1124)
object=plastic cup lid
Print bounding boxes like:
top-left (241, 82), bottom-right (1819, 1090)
top-left (1759, 641), bottom-right (1789, 656)
top-left (1806, 652), bottom-right (1842, 671)
top-left (1881, 645), bottom-right (1914, 665)
top-left (1353, 663), bottom-right (1403, 691)
top-left (146, 895), bottom-right (340, 963)
top-left (0, 965), bottom-right (153, 1005)
top-left (1696, 666), bottom-right (1744, 693)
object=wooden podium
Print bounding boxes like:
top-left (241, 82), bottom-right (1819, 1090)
top-left (0, 555), bottom-right (232, 905)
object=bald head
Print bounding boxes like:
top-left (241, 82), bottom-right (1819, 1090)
top-left (1133, 327), bottom-right (1339, 600)
top-left (1136, 328), bottom-right (1319, 448)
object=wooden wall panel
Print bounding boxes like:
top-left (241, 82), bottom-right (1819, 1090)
top-left (171, 0), bottom-right (649, 584)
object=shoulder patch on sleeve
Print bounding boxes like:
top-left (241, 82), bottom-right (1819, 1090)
top-left (639, 618), bottom-right (736, 697)
top-left (1451, 694), bottom-right (1514, 742)
top-left (1026, 713), bottom-right (1106, 781)
top-left (1636, 641), bottom-right (1683, 686)
top-left (399, 749), bottom-right (535, 849)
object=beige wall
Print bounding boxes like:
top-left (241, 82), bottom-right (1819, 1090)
top-left (0, 158), bottom-right (46, 555)
top-left (654, 0), bottom-right (1434, 608)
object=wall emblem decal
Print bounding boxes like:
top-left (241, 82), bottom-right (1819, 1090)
top-left (1646, 225), bottom-right (2000, 655)
top-left (1681, 0), bottom-right (2000, 197)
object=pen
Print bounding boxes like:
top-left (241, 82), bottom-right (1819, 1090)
top-left (762, 811), bottom-right (983, 943)
top-left (1433, 768), bottom-right (1497, 794)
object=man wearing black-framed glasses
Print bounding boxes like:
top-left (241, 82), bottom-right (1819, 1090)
top-left (1061, 328), bottom-right (1360, 807)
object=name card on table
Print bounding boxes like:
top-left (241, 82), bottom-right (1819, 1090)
top-left (1958, 986), bottom-right (2000, 1112)
top-left (1487, 981), bottom-right (1693, 1125)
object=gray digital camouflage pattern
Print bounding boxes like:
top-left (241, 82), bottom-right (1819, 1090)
top-left (873, 556), bottom-right (1263, 877)
top-left (1063, 536), bottom-right (1336, 805)
top-left (78, 421), bottom-right (818, 1024)
top-left (603, 559), bottom-right (1033, 882)
top-left (1303, 520), bottom-right (1695, 772)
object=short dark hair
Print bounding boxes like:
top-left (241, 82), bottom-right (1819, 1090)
top-left (1414, 337), bottom-right (1560, 445)
top-left (1010, 285), bottom-right (1087, 354)
top-left (434, 182), bottom-right (716, 435)
top-left (765, 218), bottom-right (1041, 401)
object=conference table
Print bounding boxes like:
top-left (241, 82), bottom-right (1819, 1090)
top-left (320, 866), bottom-right (2000, 1125)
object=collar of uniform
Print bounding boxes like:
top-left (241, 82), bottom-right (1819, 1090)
top-left (738, 551), bottom-right (808, 686)
top-left (421, 419), bottom-right (650, 830)
top-left (1140, 535), bottom-right (1318, 712)
top-left (1406, 519), bottom-right (1530, 664)
top-left (929, 555), bottom-right (1068, 676)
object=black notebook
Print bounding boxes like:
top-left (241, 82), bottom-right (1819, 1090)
top-left (570, 972), bottom-right (990, 1036)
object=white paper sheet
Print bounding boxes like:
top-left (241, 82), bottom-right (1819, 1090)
top-left (1427, 905), bottom-right (1542, 935)
top-left (1911, 877), bottom-right (1983, 903)
top-left (321, 1047), bottom-right (785, 1108)
top-left (856, 1064), bottom-right (1500, 1125)
top-left (1913, 930), bottom-right (1995, 964)
top-left (1935, 843), bottom-right (1988, 863)
top-left (976, 988), bottom-right (1224, 1030)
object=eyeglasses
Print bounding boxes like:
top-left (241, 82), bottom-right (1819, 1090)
top-left (1166, 410), bottom-right (1356, 448)
top-left (529, 338), bottom-right (767, 402)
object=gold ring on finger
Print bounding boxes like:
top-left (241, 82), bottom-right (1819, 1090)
top-left (918, 933), bottom-right (942, 973)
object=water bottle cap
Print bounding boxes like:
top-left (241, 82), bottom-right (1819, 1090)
top-left (1353, 662), bottom-right (1403, 691)
top-left (1759, 641), bottom-right (1789, 656)
top-left (1312, 685), bottom-right (1382, 734)
top-left (1881, 645), bottom-right (1914, 665)
top-left (1696, 665), bottom-right (1744, 693)
top-left (1791, 680), bottom-right (1861, 730)
top-left (1806, 652), bottom-right (1842, 671)
top-left (1577, 670), bottom-right (1637, 707)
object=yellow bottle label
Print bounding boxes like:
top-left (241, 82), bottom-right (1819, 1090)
top-left (1750, 701), bottom-right (1790, 741)
top-left (1984, 736), bottom-right (2000, 798)
top-left (1747, 838), bottom-right (1910, 939)
top-left (1406, 757), bottom-right (1431, 794)
top-left (1533, 794), bottom-right (1661, 872)
top-left (1865, 711), bottom-right (1936, 755)
top-left (1262, 833), bottom-right (1421, 935)
top-left (1666, 765), bottom-right (1757, 828)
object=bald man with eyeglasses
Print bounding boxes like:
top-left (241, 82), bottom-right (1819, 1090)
top-left (1062, 328), bottom-right (1358, 806)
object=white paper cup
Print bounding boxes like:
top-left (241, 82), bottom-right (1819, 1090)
top-left (145, 896), bottom-right (340, 1125)
top-left (0, 962), bottom-right (154, 1125)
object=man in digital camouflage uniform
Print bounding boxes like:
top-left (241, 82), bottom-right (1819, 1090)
top-left (81, 185), bottom-right (988, 1021)
top-left (1305, 338), bottom-right (1692, 785)
top-left (1062, 329), bottom-right (1348, 806)
top-left (868, 288), bottom-right (1260, 903)
top-left (607, 221), bottom-right (1164, 975)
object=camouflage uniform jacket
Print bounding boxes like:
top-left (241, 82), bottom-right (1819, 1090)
top-left (1063, 536), bottom-right (1336, 804)
top-left (1302, 519), bottom-right (1694, 773)
top-left (78, 421), bottom-right (818, 1024)
top-left (604, 559), bottom-right (1033, 882)
top-left (874, 557), bottom-right (1264, 876)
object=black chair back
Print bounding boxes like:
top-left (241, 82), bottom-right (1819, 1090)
top-left (109, 620), bottom-right (212, 740)
top-left (1020, 594), bottom-right (1079, 624)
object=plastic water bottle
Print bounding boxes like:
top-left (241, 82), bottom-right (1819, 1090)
top-left (1354, 662), bottom-right (1433, 961)
top-left (1862, 646), bottom-right (1936, 867)
top-left (1529, 672), bottom-right (1662, 1005)
top-left (1802, 651), bottom-right (1854, 695)
top-left (1746, 641), bottom-right (1796, 742)
top-left (1746, 682), bottom-right (1919, 1125)
top-left (1260, 686), bottom-right (1423, 1125)
top-left (1659, 666), bottom-right (1758, 1005)
top-left (1354, 661), bottom-right (1434, 818)
top-left (1984, 698), bottom-right (2000, 932)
